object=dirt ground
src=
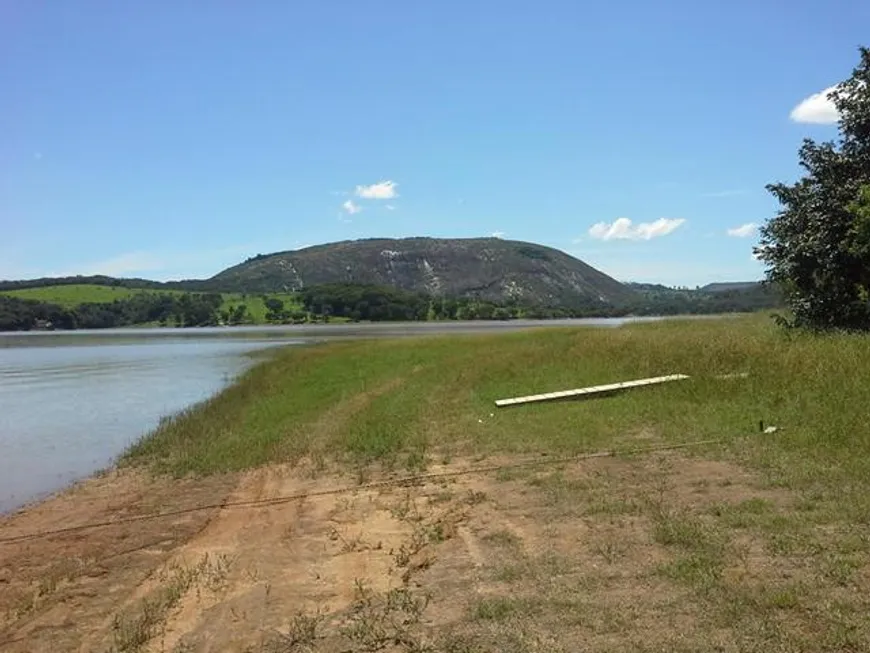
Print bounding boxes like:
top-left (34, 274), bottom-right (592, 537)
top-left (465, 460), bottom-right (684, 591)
top-left (2, 450), bottom-right (869, 653)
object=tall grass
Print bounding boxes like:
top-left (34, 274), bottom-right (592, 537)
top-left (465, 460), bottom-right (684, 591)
top-left (123, 315), bottom-right (870, 494)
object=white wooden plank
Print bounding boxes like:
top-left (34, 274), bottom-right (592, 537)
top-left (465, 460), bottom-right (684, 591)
top-left (494, 374), bottom-right (689, 407)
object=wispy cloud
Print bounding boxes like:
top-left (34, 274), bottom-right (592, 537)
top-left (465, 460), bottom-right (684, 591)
top-left (355, 180), bottom-right (398, 200)
top-left (342, 199), bottom-right (362, 215)
top-left (588, 217), bottom-right (685, 241)
top-left (491, 231), bottom-right (505, 239)
top-left (385, 204), bottom-right (396, 211)
top-left (702, 189), bottom-right (747, 198)
top-left (727, 222), bottom-right (758, 238)
top-left (790, 85), bottom-right (840, 124)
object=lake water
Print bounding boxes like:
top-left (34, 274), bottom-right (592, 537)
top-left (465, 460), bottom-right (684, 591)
top-left (0, 319), bottom-right (660, 513)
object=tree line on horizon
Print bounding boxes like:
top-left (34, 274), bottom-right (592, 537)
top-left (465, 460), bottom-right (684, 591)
top-left (0, 293), bottom-right (225, 331)
top-left (0, 281), bottom-right (782, 332)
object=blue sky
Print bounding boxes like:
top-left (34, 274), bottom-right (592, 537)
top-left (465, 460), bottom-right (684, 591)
top-left (2, 1), bottom-right (868, 286)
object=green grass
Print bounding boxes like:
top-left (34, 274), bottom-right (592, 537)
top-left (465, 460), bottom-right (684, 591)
top-left (0, 284), bottom-right (303, 324)
top-left (220, 292), bottom-right (302, 322)
top-left (123, 314), bottom-right (870, 486)
top-left (1, 284), bottom-right (175, 306)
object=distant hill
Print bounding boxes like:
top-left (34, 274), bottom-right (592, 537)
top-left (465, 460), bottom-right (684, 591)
top-left (625, 280), bottom-right (782, 314)
top-left (209, 237), bottom-right (637, 307)
top-left (700, 281), bottom-right (762, 293)
top-left (0, 275), bottom-right (209, 293)
top-left (0, 242), bottom-right (782, 318)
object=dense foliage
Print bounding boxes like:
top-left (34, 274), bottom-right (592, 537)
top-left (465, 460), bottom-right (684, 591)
top-left (623, 283), bottom-right (783, 316)
top-left (757, 47), bottom-right (870, 330)
top-left (0, 296), bottom-right (76, 331)
top-left (301, 284), bottom-right (431, 321)
top-left (0, 293), bottom-right (224, 331)
top-left (0, 280), bottom-right (783, 332)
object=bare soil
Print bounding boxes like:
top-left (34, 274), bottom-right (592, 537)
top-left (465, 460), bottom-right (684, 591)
top-left (2, 450), bottom-right (868, 652)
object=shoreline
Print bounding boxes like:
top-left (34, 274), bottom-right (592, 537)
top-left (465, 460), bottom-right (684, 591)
top-left (0, 314), bottom-right (738, 515)
top-left (4, 316), bottom-right (870, 651)
top-left (0, 311), bottom-right (742, 338)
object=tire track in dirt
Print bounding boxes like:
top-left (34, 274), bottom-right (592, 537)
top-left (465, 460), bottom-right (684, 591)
top-left (0, 471), bottom-right (236, 653)
top-left (151, 469), bottom-right (412, 652)
top-left (125, 378), bottom-right (413, 652)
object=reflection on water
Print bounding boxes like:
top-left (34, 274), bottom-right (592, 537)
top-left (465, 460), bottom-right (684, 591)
top-left (0, 319), bottom-right (664, 513)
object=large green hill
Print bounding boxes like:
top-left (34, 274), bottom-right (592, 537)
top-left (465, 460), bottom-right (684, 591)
top-left (209, 237), bottom-right (636, 307)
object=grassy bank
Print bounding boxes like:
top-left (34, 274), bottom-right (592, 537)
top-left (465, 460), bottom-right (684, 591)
top-left (125, 314), bottom-right (870, 485)
top-left (115, 314), bottom-right (870, 651)
top-left (0, 283), bottom-right (303, 324)
top-left (9, 315), bottom-right (870, 652)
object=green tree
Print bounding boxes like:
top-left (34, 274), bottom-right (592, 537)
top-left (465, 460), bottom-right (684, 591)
top-left (264, 297), bottom-right (286, 322)
top-left (231, 304), bottom-right (248, 324)
top-left (757, 47), bottom-right (870, 330)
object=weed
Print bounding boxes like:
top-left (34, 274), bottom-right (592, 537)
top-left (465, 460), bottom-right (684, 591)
top-left (392, 528), bottom-right (427, 568)
top-left (482, 529), bottom-right (520, 548)
top-left (659, 552), bottom-right (724, 594)
top-left (107, 554), bottom-right (231, 653)
top-left (340, 580), bottom-right (431, 652)
top-left (427, 521), bottom-right (446, 543)
top-left (329, 527), bottom-right (366, 553)
top-left (593, 537), bottom-right (626, 564)
top-left (390, 492), bottom-right (423, 523)
top-left (470, 597), bottom-right (522, 622)
top-left (492, 564), bottom-right (525, 583)
top-left (465, 490), bottom-right (487, 506)
top-left (263, 609), bottom-right (325, 652)
top-left (429, 490), bottom-right (454, 505)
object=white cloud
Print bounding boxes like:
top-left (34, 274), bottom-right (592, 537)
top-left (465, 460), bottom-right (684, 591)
top-left (355, 180), bottom-right (398, 200)
top-left (491, 231), bottom-right (505, 239)
top-left (727, 222), bottom-right (758, 238)
top-left (385, 204), bottom-right (396, 211)
top-left (342, 199), bottom-right (362, 215)
top-left (790, 85), bottom-right (840, 124)
top-left (588, 217), bottom-right (685, 241)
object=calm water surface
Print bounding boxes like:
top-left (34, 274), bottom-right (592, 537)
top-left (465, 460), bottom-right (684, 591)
top-left (0, 319), bottom-right (660, 513)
